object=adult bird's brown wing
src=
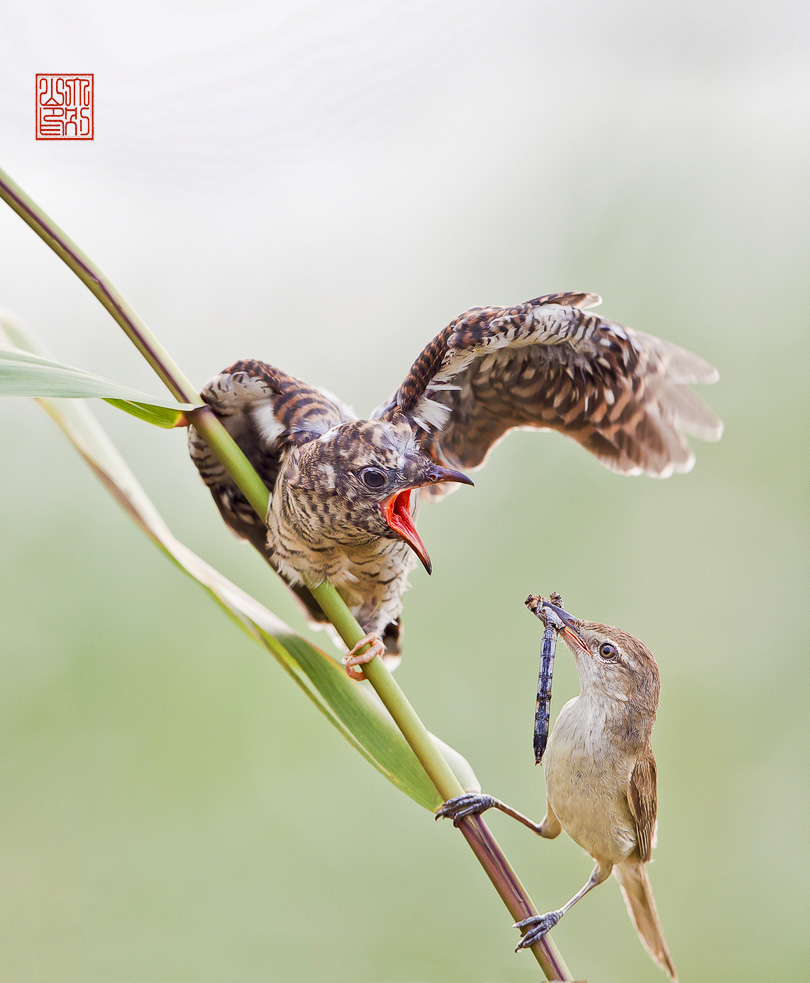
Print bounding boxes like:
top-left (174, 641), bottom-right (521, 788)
top-left (188, 358), bottom-right (356, 623)
top-left (374, 293), bottom-right (722, 489)
top-left (627, 747), bottom-right (658, 863)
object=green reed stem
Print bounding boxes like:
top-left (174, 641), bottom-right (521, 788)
top-left (0, 167), bottom-right (197, 404)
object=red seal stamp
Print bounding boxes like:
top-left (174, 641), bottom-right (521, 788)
top-left (36, 74), bottom-right (94, 140)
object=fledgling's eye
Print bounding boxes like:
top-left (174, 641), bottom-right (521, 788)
top-left (360, 467), bottom-right (387, 489)
top-left (598, 642), bottom-right (618, 660)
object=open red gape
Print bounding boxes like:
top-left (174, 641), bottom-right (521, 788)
top-left (381, 489), bottom-right (432, 574)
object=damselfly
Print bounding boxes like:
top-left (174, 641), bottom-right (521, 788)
top-left (525, 593), bottom-right (565, 765)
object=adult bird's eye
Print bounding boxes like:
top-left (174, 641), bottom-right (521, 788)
top-left (599, 642), bottom-right (618, 660)
top-left (360, 467), bottom-right (387, 489)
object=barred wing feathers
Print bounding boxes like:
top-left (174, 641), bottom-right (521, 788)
top-left (188, 358), bottom-right (356, 554)
top-left (375, 293), bottom-right (721, 485)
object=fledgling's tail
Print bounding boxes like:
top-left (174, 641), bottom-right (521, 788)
top-left (614, 861), bottom-right (678, 981)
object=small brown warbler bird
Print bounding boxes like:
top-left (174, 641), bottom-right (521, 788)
top-left (188, 294), bottom-right (720, 677)
top-left (438, 597), bottom-right (677, 980)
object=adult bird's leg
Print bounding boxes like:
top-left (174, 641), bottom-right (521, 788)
top-left (343, 632), bottom-right (387, 680)
top-left (436, 793), bottom-right (563, 838)
top-left (514, 862), bottom-right (612, 950)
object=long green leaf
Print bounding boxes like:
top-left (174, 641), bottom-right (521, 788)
top-left (0, 314), bottom-right (478, 810)
top-left (0, 332), bottom-right (194, 428)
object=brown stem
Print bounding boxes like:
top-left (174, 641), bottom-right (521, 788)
top-left (458, 818), bottom-right (570, 979)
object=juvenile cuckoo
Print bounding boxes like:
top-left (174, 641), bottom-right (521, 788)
top-left (188, 292), bottom-right (721, 676)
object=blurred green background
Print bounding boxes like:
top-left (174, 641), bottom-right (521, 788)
top-left (1, 3), bottom-right (808, 981)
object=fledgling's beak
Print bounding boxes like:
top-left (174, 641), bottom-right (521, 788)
top-left (423, 464), bottom-right (475, 489)
top-left (380, 465), bottom-right (473, 574)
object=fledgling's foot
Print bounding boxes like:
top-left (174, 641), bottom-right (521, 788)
top-left (343, 632), bottom-right (386, 680)
top-left (514, 910), bottom-right (562, 950)
top-left (435, 793), bottom-right (496, 826)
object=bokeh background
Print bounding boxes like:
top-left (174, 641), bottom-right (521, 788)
top-left (1, 2), bottom-right (808, 981)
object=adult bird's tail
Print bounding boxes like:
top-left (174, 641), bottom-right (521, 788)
top-left (614, 861), bottom-right (678, 981)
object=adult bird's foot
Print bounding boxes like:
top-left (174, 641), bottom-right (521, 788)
top-left (343, 633), bottom-right (386, 680)
top-left (435, 792), bottom-right (496, 826)
top-left (514, 910), bottom-right (562, 951)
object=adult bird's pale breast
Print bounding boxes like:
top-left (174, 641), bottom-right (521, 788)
top-left (544, 694), bottom-right (641, 866)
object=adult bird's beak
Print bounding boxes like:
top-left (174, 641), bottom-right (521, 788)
top-left (541, 600), bottom-right (590, 656)
top-left (381, 465), bottom-right (473, 574)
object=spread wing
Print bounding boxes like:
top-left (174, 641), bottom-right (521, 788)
top-left (374, 293), bottom-right (722, 487)
top-left (627, 747), bottom-right (658, 863)
top-left (188, 358), bottom-right (355, 556)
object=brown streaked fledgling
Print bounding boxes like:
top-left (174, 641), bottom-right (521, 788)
top-left (438, 597), bottom-right (677, 980)
top-left (188, 294), bottom-right (721, 678)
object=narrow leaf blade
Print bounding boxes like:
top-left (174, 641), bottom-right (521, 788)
top-left (0, 329), bottom-right (195, 429)
top-left (104, 398), bottom-right (187, 428)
